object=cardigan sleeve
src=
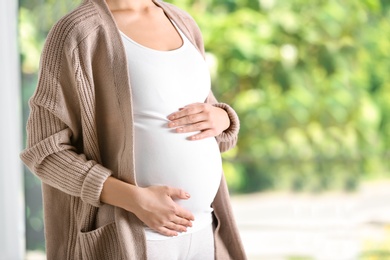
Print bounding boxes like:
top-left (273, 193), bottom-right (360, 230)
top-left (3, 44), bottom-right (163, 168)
top-left (205, 91), bottom-right (240, 153)
top-left (20, 21), bottom-right (112, 208)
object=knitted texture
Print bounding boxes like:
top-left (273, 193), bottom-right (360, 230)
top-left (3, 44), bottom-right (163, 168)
top-left (20, 0), bottom-right (246, 259)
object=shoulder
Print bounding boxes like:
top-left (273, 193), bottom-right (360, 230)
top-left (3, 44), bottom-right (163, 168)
top-left (37, 1), bottom-right (106, 106)
top-left (159, 1), bottom-right (200, 29)
top-left (160, 2), bottom-right (194, 20)
top-left (44, 1), bottom-right (103, 55)
top-left (157, 1), bottom-right (205, 55)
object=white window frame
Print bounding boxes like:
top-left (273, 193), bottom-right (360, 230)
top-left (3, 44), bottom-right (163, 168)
top-left (0, 0), bottom-right (25, 259)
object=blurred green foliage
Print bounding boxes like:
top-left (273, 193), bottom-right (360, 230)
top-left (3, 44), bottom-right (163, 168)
top-left (20, 0), bottom-right (390, 252)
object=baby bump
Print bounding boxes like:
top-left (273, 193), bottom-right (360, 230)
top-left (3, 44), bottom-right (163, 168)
top-left (134, 130), bottom-right (222, 213)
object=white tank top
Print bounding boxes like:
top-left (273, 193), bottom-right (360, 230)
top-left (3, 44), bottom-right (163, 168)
top-left (120, 21), bottom-right (222, 240)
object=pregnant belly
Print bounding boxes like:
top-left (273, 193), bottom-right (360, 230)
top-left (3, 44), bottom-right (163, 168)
top-left (134, 125), bottom-right (222, 214)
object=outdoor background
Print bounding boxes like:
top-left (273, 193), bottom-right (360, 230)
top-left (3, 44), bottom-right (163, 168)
top-left (19, 0), bottom-right (390, 259)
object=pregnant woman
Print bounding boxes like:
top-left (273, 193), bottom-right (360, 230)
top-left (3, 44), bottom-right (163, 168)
top-left (20, 0), bottom-right (246, 259)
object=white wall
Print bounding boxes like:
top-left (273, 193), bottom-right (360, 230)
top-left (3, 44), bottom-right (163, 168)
top-left (0, 0), bottom-right (25, 259)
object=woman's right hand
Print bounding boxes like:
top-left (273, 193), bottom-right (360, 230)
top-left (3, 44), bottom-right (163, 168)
top-left (101, 177), bottom-right (194, 237)
top-left (130, 185), bottom-right (194, 237)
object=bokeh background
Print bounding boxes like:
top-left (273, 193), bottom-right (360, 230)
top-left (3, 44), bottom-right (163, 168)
top-left (19, 0), bottom-right (390, 259)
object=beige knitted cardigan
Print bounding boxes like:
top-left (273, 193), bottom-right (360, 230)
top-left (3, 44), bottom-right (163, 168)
top-left (20, 0), bottom-right (246, 259)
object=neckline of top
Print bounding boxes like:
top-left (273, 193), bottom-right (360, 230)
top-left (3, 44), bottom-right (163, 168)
top-left (120, 20), bottom-right (187, 53)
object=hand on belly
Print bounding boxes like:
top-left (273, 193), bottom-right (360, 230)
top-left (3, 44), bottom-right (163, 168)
top-left (131, 185), bottom-right (194, 237)
top-left (167, 102), bottom-right (230, 140)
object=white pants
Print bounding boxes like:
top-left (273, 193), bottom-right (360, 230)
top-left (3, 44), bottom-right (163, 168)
top-left (146, 223), bottom-right (215, 260)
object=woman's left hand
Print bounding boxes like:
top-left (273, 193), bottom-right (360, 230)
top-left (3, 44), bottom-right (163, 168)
top-left (167, 103), bottom-right (230, 140)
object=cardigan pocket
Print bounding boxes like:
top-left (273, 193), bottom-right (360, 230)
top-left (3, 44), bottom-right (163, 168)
top-left (77, 222), bottom-right (122, 260)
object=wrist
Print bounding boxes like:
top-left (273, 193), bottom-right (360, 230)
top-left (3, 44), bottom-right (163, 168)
top-left (219, 108), bottom-right (230, 131)
top-left (100, 176), bottom-right (143, 213)
top-left (212, 103), bottom-right (240, 138)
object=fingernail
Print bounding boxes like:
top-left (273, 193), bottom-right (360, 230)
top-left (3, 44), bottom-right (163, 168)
top-left (168, 122), bottom-right (175, 127)
top-left (185, 193), bottom-right (190, 198)
top-left (168, 115), bottom-right (175, 120)
top-left (177, 127), bottom-right (183, 132)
